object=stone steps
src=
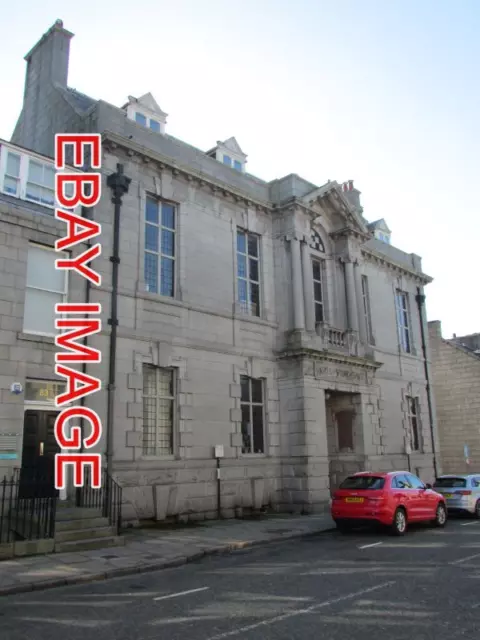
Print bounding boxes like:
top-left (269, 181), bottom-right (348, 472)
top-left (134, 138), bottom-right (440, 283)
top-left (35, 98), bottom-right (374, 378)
top-left (53, 506), bottom-right (124, 552)
top-left (55, 535), bottom-right (125, 553)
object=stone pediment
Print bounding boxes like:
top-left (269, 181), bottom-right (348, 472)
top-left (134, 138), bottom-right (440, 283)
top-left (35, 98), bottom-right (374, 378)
top-left (218, 136), bottom-right (247, 159)
top-left (125, 92), bottom-right (167, 118)
top-left (301, 181), bottom-right (369, 237)
top-left (368, 218), bottom-right (391, 233)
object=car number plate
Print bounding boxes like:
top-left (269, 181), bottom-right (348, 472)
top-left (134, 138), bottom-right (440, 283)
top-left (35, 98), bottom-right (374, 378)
top-left (345, 497), bottom-right (364, 503)
top-left (444, 493), bottom-right (453, 498)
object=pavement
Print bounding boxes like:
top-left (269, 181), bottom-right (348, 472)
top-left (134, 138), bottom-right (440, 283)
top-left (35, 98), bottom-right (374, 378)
top-left (0, 512), bottom-right (335, 597)
top-left (1, 516), bottom-right (479, 639)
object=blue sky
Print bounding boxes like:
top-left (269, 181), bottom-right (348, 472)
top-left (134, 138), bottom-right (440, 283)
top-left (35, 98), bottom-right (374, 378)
top-left (2, 0), bottom-right (479, 338)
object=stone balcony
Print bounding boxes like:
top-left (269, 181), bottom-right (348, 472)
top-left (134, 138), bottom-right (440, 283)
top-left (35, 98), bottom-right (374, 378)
top-left (283, 323), bottom-right (373, 360)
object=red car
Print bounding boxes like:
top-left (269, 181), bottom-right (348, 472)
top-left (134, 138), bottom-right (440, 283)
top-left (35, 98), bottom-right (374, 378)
top-left (331, 471), bottom-right (447, 535)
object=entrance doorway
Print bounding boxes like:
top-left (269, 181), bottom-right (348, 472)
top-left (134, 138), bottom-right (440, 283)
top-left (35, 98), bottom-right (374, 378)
top-left (19, 410), bottom-right (60, 498)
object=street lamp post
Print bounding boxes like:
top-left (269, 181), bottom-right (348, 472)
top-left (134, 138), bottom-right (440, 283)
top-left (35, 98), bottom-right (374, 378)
top-left (105, 164), bottom-right (131, 487)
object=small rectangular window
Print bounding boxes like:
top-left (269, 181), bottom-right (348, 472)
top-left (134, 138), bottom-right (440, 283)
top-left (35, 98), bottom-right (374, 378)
top-left (395, 290), bottom-right (411, 353)
top-left (361, 275), bottom-right (374, 343)
top-left (312, 258), bottom-right (325, 323)
top-left (142, 365), bottom-right (175, 456)
top-left (23, 244), bottom-right (67, 335)
top-left (26, 159), bottom-right (55, 207)
top-left (237, 228), bottom-right (261, 317)
top-left (144, 197), bottom-right (176, 297)
top-left (233, 160), bottom-right (242, 171)
top-left (406, 395), bottom-right (420, 451)
top-left (223, 155), bottom-right (232, 166)
top-left (135, 112), bottom-right (147, 126)
top-left (240, 375), bottom-right (265, 454)
top-left (3, 151), bottom-right (21, 196)
top-left (150, 119), bottom-right (160, 132)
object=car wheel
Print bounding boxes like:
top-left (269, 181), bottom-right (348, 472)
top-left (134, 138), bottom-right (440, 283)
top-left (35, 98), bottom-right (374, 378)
top-left (391, 507), bottom-right (407, 536)
top-left (475, 500), bottom-right (480, 520)
top-left (434, 502), bottom-right (447, 527)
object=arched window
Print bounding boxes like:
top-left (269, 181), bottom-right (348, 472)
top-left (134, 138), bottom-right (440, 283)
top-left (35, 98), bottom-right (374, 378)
top-left (310, 229), bottom-right (325, 253)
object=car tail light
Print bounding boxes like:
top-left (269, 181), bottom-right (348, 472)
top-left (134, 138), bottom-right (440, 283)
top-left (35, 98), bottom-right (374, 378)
top-left (367, 495), bottom-right (385, 502)
top-left (457, 490), bottom-right (471, 496)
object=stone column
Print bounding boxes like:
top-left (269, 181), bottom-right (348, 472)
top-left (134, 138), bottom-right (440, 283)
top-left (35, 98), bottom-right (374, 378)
top-left (344, 259), bottom-right (359, 332)
top-left (290, 236), bottom-right (305, 330)
top-left (301, 237), bottom-right (315, 332)
top-left (354, 261), bottom-right (368, 343)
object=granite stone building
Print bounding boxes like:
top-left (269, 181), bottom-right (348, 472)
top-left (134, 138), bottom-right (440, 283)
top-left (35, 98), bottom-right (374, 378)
top-left (0, 20), bottom-right (440, 524)
top-left (428, 321), bottom-right (480, 474)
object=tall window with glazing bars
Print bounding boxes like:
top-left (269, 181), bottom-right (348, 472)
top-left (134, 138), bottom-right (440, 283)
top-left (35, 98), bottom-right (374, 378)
top-left (237, 228), bottom-right (260, 317)
top-left (144, 196), bottom-right (176, 297)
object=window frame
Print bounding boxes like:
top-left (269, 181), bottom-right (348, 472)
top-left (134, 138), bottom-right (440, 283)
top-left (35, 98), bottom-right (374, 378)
top-left (23, 243), bottom-right (68, 337)
top-left (239, 375), bottom-right (266, 456)
top-left (406, 395), bottom-right (421, 452)
top-left (0, 143), bottom-right (80, 212)
top-left (141, 364), bottom-right (177, 458)
top-left (236, 228), bottom-right (261, 318)
top-left (312, 257), bottom-right (325, 325)
top-left (395, 289), bottom-right (412, 353)
top-left (134, 111), bottom-right (163, 133)
top-left (361, 274), bottom-right (374, 344)
top-left (144, 196), bottom-right (177, 298)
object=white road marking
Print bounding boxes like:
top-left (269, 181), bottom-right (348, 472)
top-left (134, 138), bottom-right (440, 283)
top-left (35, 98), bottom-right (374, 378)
top-left (358, 542), bottom-right (383, 549)
top-left (461, 521), bottom-right (479, 526)
top-left (153, 587), bottom-right (210, 601)
top-left (204, 581), bottom-right (395, 640)
top-left (450, 552), bottom-right (480, 565)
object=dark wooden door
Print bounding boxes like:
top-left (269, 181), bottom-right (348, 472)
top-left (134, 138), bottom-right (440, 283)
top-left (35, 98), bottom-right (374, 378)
top-left (19, 410), bottom-right (60, 498)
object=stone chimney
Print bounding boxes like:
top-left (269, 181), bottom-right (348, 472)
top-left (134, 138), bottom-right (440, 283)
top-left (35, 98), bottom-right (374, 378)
top-left (13, 20), bottom-right (74, 153)
top-left (428, 320), bottom-right (443, 340)
top-left (341, 180), bottom-right (362, 213)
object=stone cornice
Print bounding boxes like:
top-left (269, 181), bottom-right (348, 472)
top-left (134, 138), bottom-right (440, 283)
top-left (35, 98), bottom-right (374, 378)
top-left (272, 198), bottom-right (320, 219)
top-left (276, 348), bottom-right (383, 370)
top-left (101, 131), bottom-right (272, 214)
top-left (361, 247), bottom-right (432, 285)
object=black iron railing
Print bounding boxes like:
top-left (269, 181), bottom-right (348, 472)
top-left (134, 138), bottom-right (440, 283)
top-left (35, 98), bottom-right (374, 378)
top-left (76, 468), bottom-right (123, 535)
top-left (0, 472), bottom-right (56, 544)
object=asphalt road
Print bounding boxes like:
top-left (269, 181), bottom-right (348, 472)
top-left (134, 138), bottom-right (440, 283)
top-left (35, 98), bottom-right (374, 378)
top-left (1, 517), bottom-right (480, 640)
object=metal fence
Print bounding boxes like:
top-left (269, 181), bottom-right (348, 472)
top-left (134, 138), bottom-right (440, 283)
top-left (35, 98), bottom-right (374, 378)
top-left (75, 467), bottom-right (123, 535)
top-left (0, 473), bottom-right (56, 544)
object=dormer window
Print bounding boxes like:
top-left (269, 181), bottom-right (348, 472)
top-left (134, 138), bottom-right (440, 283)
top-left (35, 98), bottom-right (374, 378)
top-left (376, 231), bottom-right (391, 244)
top-left (207, 137), bottom-right (247, 174)
top-left (124, 93), bottom-right (168, 135)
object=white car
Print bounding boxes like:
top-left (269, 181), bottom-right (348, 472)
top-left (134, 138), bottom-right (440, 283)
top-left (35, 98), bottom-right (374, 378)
top-left (433, 474), bottom-right (480, 518)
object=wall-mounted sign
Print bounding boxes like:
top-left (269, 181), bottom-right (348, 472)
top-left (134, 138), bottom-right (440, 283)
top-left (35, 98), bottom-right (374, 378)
top-left (0, 453), bottom-right (18, 460)
top-left (10, 382), bottom-right (23, 395)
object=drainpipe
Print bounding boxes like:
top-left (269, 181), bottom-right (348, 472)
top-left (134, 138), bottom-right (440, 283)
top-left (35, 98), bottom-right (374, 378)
top-left (105, 165), bottom-right (131, 481)
top-left (415, 288), bottom-right (439, 478)
top-left (76, 204), bottom-right (92, 506)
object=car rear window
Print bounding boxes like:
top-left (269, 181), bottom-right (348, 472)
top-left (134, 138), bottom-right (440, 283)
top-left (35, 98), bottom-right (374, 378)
top-left (434, 477), bottom-right (467, 488)
top-left (339, 476), bottom-right (385, 490)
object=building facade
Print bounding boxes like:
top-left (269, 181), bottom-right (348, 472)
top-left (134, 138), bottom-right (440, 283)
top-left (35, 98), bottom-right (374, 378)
top-left (428, 321), bottom-right (480, 474)
top-left (0, 20), bottom-right (439, 524)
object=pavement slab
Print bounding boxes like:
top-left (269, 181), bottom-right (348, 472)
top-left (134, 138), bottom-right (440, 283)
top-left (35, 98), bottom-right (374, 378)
top-left (0, 513), bottom-right (335, 596)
